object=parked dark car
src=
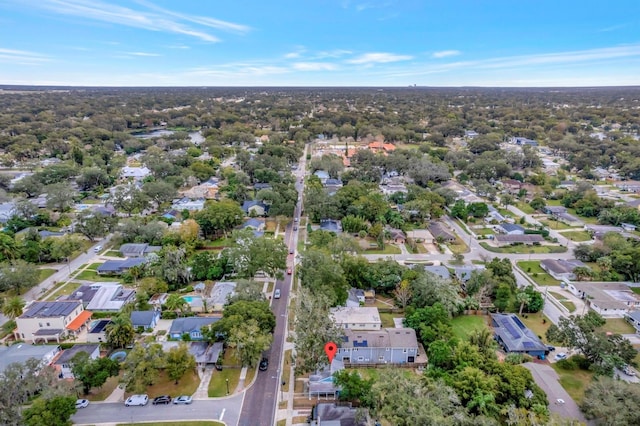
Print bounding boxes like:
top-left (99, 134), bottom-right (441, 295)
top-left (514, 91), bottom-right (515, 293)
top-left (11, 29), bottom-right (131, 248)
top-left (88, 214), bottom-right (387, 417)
top-left (152, 395), bottom-right (172, 405)
top-left (259, 358), bottom-right (269, 371)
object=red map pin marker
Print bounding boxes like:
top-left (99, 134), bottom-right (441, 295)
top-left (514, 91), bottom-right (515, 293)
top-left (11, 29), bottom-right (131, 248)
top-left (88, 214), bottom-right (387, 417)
top-left (324, 342), bottom-right (337, 363)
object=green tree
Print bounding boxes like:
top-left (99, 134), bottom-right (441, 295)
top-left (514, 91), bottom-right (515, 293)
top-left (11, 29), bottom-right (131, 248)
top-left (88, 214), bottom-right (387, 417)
top-left (224, 229), bottom-right (287, 279)
top-left (529, 197), bottom-right (546, 212)
top-left (105, 314), bottom-right (135, 349)
top-left (0, 259), bottom-right (40, 293)
top-left (293, 288), bottom-right (344, 374)
top-left (45, 182), bottom-right (77, 212)
top-left (165, 343), bottom-right (196, 384)
top-left (121, 343), bottom-right (165, 393)
top-left (298, 249), bottom-right (348, 306)
top-left (74, 210), bottom-right (116, 241)
top-left (226, 319), bottom-right (273, 367)
top-left (0, 233), bottom-right (18, 261)
top-left (467, 202), bottom-right (489, 218)
top-left (151, 246), bottom-right (191, 289)
top-left (1, 296), bottom-right (25, 320)
top-left (70, 352), bottom-right (120, 395)
top-left (164, 293), bottom-right (189, 317)
top-left (142, 180), bottom-right (178, 205)
top-left (23, 395), bottom-right (77, 426)
top-left (581, 376), bottom-right (640, 425)
top-left (194, 199), bottom-right (244, 239)
top-left (516, 291), bottom-right (531, 316)
top-left (108, 183), bottom-right (149, 216)
top-left (76, 167), bottom-right (111, 191)
top-left (333, 370), bottom-right (374, 407)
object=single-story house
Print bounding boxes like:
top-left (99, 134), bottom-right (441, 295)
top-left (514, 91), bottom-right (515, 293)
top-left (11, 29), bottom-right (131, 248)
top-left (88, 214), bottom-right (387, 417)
top-left (379, 183), bottom-right (408, 196)
top-left (486, 207), bottom-right (506, 223)
top-left (172, 197), bottom-right (206, 211)
top-left (86, 319), bottom-right (112, 343)
top-left (15, 300), bottom-right (92, 344)
top-left (168, 317), bottom-right (221, 340)
top-left (307, 360), bottom-right (344, 399)
top-left (494, 234), bottom-right (544, 246)
top-left (497, 223), bottom-right (525, 235)
top-left (253, 183), bottom-right (272, 191)
top-left (209, 281), bottom-right (237, 311)
top-left (511, 137), bottom-right (538, 147)
top-left (405, 229), bottom-right (434, 244)
top-left (97, 258), bottom-right (147, 275)
top-left (386, 227), bottom-right (406, 244)
top-left (82, 283), bottom-right (136, 312)
top-left (119, 243), bottom-right (161, 258)
top-left (313, 170), bottom-right (330, 184)
top-left (15, 228), bottom-right (64, 239)
top-left (149, 293), bottom-right (168, 308)
top-left (311, 401), bottom-right (369, 426)
top-left (336, 328), bottom-right (420, 365)
top-left (566, 281), bottom-right (640, 317)
top-left (424, 265), bottom-right (451, 280)
top-left (464, 130), bottom-right (479, 139)
top-left (320, 219), bottom-right (342, 234)
top-left (543, 206), bottom-right (567, 215)
top-left (555, 212), bottom-right (583, 226)
top-left (454, 266), bottom-right (483, 283)
top-left (428, 222), bottom-right (455, 243)
top-left (540, 259), bottom-right (588, 281)
top-left (613, 180), bottom-right (640, 193)
top-left (130, 310), bottom-right (161, 330)
top-left (585, 225), bottom-right (623, 239)
top-left (53, 344), bottom-right (100, 379)
top-left (330, 307), bottom-right (382, 331)
top-left (624, 311), bottom-right (640, 333)
top-left (491, 313), bottom-right (549, 358)
top-left (0, 343), bottom-right (61, 374)
top-left (346, 288), bottom-right (365, 307)
top-left (241, 200), bottom-right (268, 217)
top-left (121, 166), bottom-right (151, 180)
top-left (161, 341), bottom-right (223, 368)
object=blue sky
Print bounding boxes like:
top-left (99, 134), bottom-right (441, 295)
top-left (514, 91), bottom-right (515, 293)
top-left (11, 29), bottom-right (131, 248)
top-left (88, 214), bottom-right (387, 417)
top-left (0, 0), bottom-right (639, 86)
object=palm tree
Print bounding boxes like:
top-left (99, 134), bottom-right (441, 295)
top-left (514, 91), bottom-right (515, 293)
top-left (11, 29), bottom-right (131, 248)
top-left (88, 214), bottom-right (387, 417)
top-left (516, 291), bottom-right (531, 315)
top-left (165, 294), bottom-right (188, 317)
top-left (105, 314), bottom-right (135, 349)
top-left (2, 296), bottom-right (25, 320)
top-left (468, 328), bottom-right (496, 353)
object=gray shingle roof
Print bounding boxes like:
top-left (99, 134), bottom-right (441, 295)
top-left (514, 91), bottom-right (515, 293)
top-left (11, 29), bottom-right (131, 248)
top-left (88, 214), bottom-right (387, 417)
top-left (169, 317), bottom-right (220, 335)
top-left (491, 313), bottom-right (547, 353)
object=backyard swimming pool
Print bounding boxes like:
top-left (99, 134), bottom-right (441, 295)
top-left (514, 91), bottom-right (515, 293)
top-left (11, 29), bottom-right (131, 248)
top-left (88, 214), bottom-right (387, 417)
top-left (183, 295), bottom-right (203, 304)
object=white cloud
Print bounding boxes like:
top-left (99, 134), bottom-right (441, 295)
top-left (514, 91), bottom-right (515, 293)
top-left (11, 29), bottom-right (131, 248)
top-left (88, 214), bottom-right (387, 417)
top-left (284, 46), bottom-right (306, 59)
top-left (432, 50), bottom-right (461, 59)
top-left (0, 48), bottom-right (50, 65)
top-left (123, 51), bottom-right (162, 57)
top-left (313, 49), bottom-right (352, 59)
top-left (27, 0), bottom-right (250, 43)
top-left (347, 52), bottom-right (413, 64)
top-left (292, 62), bottom-right (338, 71)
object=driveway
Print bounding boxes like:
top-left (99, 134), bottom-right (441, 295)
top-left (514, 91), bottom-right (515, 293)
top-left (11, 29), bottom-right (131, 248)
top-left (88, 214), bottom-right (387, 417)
top-left (523, 362), bottom-right (588, 423)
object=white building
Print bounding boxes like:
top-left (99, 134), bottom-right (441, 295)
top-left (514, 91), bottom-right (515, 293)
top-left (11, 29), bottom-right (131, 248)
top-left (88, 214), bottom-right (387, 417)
top-left (330, 307), bottom-right (382, 331)
top-left (15, 300), bottom-right (92, 343)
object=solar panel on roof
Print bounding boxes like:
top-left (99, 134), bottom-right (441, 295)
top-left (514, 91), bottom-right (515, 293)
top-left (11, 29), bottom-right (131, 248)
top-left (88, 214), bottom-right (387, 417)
top-left (512, 316), bottom-right (527, 330)
top-left (501, 318), bottom-right (521, 340)
top-left (353, 340), bottom-right (368, 347)
top-left (522, 341), bottom-right (535, 348)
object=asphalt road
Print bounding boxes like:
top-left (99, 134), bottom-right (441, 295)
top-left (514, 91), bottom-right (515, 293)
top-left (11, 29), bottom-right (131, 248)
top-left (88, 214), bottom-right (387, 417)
top-left (238, 148), bottom-right (307, 425)
top-left (72, 397), bottom-right (244, 425)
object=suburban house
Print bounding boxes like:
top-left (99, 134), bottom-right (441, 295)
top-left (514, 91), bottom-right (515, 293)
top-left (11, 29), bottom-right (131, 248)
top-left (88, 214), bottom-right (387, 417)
top-left (97, 258), bottom-right (147, 275)
top-left (491, 313), bottom-right (549, 358)
top-left (313, 170), bottom-right (330, 184)
top-left (52, 344), bottom-right (100, 379)
top-left (624, 311), bottom-right (640, 334)
top-left (494, 234), bottom-right (544, 246)
top-left (210, 281), bottom-right (237, 311)
top-left (168, 317), bottom-right (220, 340)
top-left (86, 319), bottom-right (111, 343)
top-left (379, 183), bottom-right (408, 196)
top-left (241, 200), bottom-right (268, 217)
top-left (585, 225), bottom-right (623, 239)
top-left (119, 243), bottom-right (161, 258)
top-left (510, 137), bottom-right (539, 147)
top-left (424, 265), bottom-right (451, 280)
top-left (428, 222), bottom-right (456, 243)
top-left (330, 307), bottom-right (382, 331)
top-left (0, 344), bottom-right (61, 374)
top-left (15, 300), bottom-right (92, 343)
top-left (336, 328), bottom-right (420, 365)
top-left (486, 207), bottom-right (506, 223)
top-left (454, 266), bottom-right (482, 283)
top-left (161, 341), bottom-right (224, 368)
top-left (613, 180), bottom-right (640, 193)
top-left (240, 218), bottom-right (265, 237)
top-left (120, 166), bottom-right (151, 180)
top-left (346, 288), bottom-right (365, 307)
top-left (566, 282), bottom-right (640, 317)
top-left (130, 310), bottom-right (161, 330)
top-left (464, 130), bottom-right (479, 139)
top-left (67, 283), bottom-right (135, 312)
top-left (311, 402), bottom-right (369, 426)
top-left (171, 197), bottom-right (205, 211)
top-left (181, 184), bottom-right (219, 200)
top-left (406, 229), bottom-right (434, 244)
top-left (386, 227), bottom-right (406, 244)
top-left (149, 293), bottom-right (169, 309)
top-left (540, 259), bottom-right (588, 281)
top-left (16, 228), bottom-right (65, 239)
top-left (497, 223), bottom-right (525, 235)
top-left (307, 360), bottom-right (344, 399)
top-left (319, 219), bottom-right (342, 234)
top-left (367, 141), bottom-right (396, 154)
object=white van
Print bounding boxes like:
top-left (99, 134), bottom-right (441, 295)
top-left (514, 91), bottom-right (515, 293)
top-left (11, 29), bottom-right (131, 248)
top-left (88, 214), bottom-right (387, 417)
top-left (125, 394), bottom-right (148, 406)
top-left (274, 289), bottom-right (281, 299)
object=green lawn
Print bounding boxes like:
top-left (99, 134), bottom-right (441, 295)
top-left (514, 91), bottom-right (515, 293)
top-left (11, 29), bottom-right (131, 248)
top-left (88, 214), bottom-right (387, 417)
top-left (206, 238), bottom-right (233, 248)
top-left (0, 319), bottom-right (16, 340)
top-left (105, 250), bottom-right (124, 257)
top-left (141, 370), bottom-right (200, 399)
top-left (518, 312), bottom-right (551, 342)
top-left (474, 227), bottom-right (495, 236)
top-left (481, 242), bottom-right (567, 254)
top-left (45, 281), bottom-right (83, 301)
top-left (38, 268), bottom-right (57, 282)
top-left (598, 318), bottom-right (636, 335)
top-left (85, 371), bottom-right (123, 401)
top-left (446, 236), bottom-right (469, 254)
top-left (86, 262), bottom-right (103, 271)
top-left (208, 349), bottom-right (242, 397)
top-left (516, 261), bottom-right (561, 286)
top-left (73, 270), bottom-right (120, 281)
top-left (551, 364), bottom-right (594, 404)
top-left (450, 315), bottom-right (488, 340)
top-left (365, 245), bottom-right (401, 255)
top-left (539, 220), bottom-right (574, 230)
top-left (549, 291), bottom-right (576, 313)
top-left (516, 202), bottom-right (534, 214)
top-left (380, 312), bottom-right (404, 328)
top-left (560, 231), bottom-right (592, 242)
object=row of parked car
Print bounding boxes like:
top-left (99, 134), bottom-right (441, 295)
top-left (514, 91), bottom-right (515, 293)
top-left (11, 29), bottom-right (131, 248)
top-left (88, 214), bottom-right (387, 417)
top-left (124, 394), bottom-right (193, 406)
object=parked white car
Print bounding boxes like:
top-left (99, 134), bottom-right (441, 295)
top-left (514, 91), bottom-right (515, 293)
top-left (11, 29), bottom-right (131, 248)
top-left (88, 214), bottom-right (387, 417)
top-left (554, 352), bottom-right (567, 361)
top-left (125, 394), bottom-right (148, 406)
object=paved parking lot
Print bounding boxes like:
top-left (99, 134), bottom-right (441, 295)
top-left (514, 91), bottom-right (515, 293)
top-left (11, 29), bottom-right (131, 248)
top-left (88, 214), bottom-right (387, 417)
top-left (523, 362), bottom-right (587, 423)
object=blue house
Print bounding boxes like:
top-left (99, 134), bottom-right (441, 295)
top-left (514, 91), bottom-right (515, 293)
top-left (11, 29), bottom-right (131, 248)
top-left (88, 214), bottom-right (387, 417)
top-left (491, 313), bottom-right (549, 358)
top-left (130, 310), bottom-right (160, 330)
top-left (169, 317), bottom-right (220, 340)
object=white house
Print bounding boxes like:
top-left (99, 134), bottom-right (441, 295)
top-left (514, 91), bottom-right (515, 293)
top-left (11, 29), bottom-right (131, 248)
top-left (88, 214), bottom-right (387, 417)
top-left (540, 259), bottom-right (588, 281)
top-left (497, 223), bottom-right (525, 235)
top-left (120, 166), bottom-right (151, 180)
top-left (15, 300), bottom-right (92, 343)
top-left (566, 281), bottom-right (640, 317)
top-left (330, 307), bottom-right (381, 331)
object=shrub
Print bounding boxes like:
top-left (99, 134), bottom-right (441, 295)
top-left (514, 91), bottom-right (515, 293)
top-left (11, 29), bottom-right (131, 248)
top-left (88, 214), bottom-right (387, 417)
top-left (556, 358), bottom-right (578, 370)
top-left (505, 353), bottom-right (525, 365)
top-left (161, 311), bottom-right (178, 319)
top-left (572, 354), bottom-right (591, 370)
